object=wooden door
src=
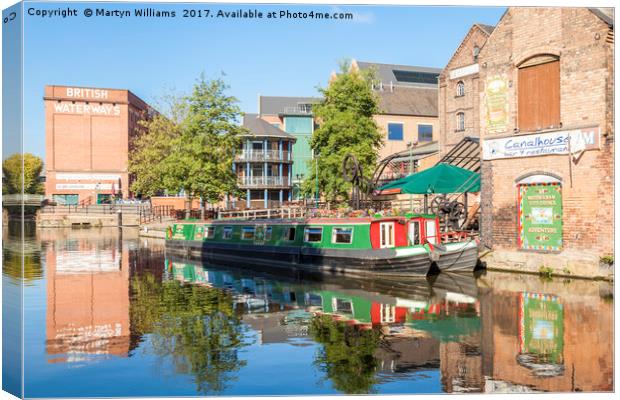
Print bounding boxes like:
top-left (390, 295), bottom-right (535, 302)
top-left (518, 60), bottom-right (560, 132)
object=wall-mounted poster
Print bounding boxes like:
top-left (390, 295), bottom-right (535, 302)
top-left (485, 75), bottom-right (509, 134)
top-left (518, 183), bottom-right (563, 251)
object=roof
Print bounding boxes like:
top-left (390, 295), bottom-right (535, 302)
top-left (375, 85), bottom-right (438, 116)
top-left (354, 61), bottom-right (442, 89)
top-left (589, 8), bottom-right (614, 27)
top-left (475, 23), bottom-right (495, 35)
top-left (259, 96), bottom-right (321, 116)
top-left (242, 113), bottom-right (296, 140)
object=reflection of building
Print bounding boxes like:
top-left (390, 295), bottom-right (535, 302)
top-left (230, 114), bottom-right (296, 209)
top-left (478, 273), bottom-right (613, 392)
top-left (44, 85), bottom-right (154, 205)
top-left (45, 230), bottom-right (131, 362)
top-left (472, 8), bottom-right (614, 271)
top-left (258, 96), bottom-right (320, 201)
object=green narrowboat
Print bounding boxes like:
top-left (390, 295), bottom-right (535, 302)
top-left (165, 214), bottom-right (479, 277)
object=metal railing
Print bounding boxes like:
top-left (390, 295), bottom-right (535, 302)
top-left (238, 176), bottom-right (291, 187)
top-left (236, 150), bottom-right (291, 162)
top-left (218, 207), bottom-right (306, 220)
top-left (139, 205), bottom-right (175, 224)
top-left (281, 106), bottom-right (313, 115)
top-left (2, 194), bottom-right (45, 206)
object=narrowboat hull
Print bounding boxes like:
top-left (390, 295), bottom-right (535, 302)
top-left (164, 239), bottom-right (478, 277)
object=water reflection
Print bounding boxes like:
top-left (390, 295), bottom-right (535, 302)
top-left (13, 227), bottom-right (613, 396)
top-left (3, 221), bottom-right (43, 283)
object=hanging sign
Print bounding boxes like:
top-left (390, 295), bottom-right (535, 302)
top-left (518, 183), bottom-right (562, 251)
top-left (483, 127), bottom-right (600, 160)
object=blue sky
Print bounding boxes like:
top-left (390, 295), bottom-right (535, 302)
top-left (20, 1), bottom-right (506, 159)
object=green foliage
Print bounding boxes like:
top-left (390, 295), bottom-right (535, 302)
top-left (129, 74), bottom-right (247, 204)
top-left (309, 314), bottom-right (381, 394)
top-left (2, 153), bottom-right (45, 194)
top-left (600, 255), bottom-right (614, 265)
top-left (130, 273), bottom-right (247, 394)
top-left (302, 61), bottom-right (382, 201)
top-left (538, 265), bottom-right (554, 280)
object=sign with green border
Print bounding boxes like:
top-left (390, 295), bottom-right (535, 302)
top-left (519, 292), bottom-right (564, 364)
top-left (518, 183), bottom-right (562, 251)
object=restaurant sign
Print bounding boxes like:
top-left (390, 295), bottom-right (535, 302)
top-left (483, 127), bottom-right (600, 160)
top-left (518, 183), bottom-right (562, 251)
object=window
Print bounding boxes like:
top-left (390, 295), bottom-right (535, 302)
top-left (392, 70), bottom-right (439, 85)
top-left (306, 293), bottom-right (323, 307)
top-left (283, 227), bottom-right (296, 241)
top-left (223, 227), bottom-right (233, 240)
top-left (304, 227), bottom-right (323, 243)
top-left (264, 227), bottom-right (272, 241)
top-left (408, 221), bottom-right (420, 245)
top-left (379, 222), bottom-right (395, 248)
top-left (456, 81), bottom-right (465, 97)
top-left (518, 58), bottom-right (560, 131)
top-left (456, 112), bottom-right (465, 132)
top-left (332, 227), bottom-right (353, 244)
top-left (387, 123), bottom-right (404, 141)
top-left (205, 226), bottom-right (215, 239)
top-left (418, 124), bottom-right (433, 142)
top-left (333, 298), bottom-right (353, 314)
top-left (271, 123), bottom-right (281, 129)
top-left (241, 227), bottom-right (255, 240)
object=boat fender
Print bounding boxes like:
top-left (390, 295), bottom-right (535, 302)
top-left (430, 251), bottom-right (440, 262)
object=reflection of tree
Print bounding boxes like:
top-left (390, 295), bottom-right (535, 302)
top-left (130, 274), bottom-right (247, 394)
top-left (2, 221), bottom-right (42, 283)
top-left (309, 314), bottom-right (381, 394)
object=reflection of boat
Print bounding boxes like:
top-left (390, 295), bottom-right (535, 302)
top-left (165, 215), bottom-right (479, 277)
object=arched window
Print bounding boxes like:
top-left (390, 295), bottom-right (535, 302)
top-left (456, 81), bottom-right (465, 97)
top-left (456, 112), bottom-right (465, 132)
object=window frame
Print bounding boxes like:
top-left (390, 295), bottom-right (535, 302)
top-left (283, 226), bottom-right (297, 241)
top-left (332, 226), bottom-right (354, 244)
top-left (264, 226), bottom-right (272, 241)
top-left (417, 124), bottom-right (433, 142)
top-left (456, 112), bottom-right (465, 132)
top-left (241, 226), bottom-right (255, 240)
top-left (387, 122), bottom-right (404, 141)
top-left (222, 226), bottom-right (233, 240)
top-left (456, 81), bottom-right (465, 97)
top-left (205, 226), bottom-right (215, 239)
top-left (304, 227), bottom-right (323, 243)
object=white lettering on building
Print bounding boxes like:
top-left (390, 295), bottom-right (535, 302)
top-left (449, 64), bottom-right (480, 80)
top-left (66, 87), bottom-right (109, 99)
top-left (56, 173), bottom-right (122, 181)
top-left (53, 101), bottom-right (121, 116)
top-left (56, 183), bottom-right (113, 190)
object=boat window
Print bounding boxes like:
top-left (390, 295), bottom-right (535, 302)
top-left (408, 221), bottom-right (420, 245)
top-left (333, 298), bottom-right (353, 314)
top-left (332, 227), bottom-right (353, 244)
top-left (283, 227), bottom-right (296, 241)
top-left (306, 293), bottom-right (323, 307)
top-left (205, 226), bottom-right (215, 239)
top-left (264, 227), bottom-right (272, 241)
top-left (379, 222), bottom-right (395, 248)
top-left (304, 227), bottom-right (323, 243)
top-left (426, 219), bottom-right (437, 244)
top-left (223, 226), bottom-right (233, 240)
top-left (241, 227), bottom-right (255, 240)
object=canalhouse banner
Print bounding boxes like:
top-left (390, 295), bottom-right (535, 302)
top-left (485, 75), bottom-right (509, 134)
top-left (518, 183), bottom-right (562, 251)
top-left (483, 127), bottom-right (601, 160)
top-left (518, 292), bottom-right (564, 365)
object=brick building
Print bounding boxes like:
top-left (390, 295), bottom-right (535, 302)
top-left (439, 24), bottom-right (494, 157)
top-left (473, 8), bottom-right (614, 274)
top-left (44, 85), bottom-right (153, 205)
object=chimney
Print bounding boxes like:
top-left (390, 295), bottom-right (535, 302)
top-left (390, 81), bottom-right (393, 92)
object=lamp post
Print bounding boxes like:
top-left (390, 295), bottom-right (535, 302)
top-left (295, 173), bottom-right (304, 202)
top-left (315, 153), bottom-right (319, 208)
top-left (407, 141), bottom-right (418, 211)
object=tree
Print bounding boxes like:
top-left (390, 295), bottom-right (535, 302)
top-left (302, 62), bottom-right (382, 202)
top-left (2, 153), bottom-right (45, 194)
top-left (129, 75), bottom-right (246, 212)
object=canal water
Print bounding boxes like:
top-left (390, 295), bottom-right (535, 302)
top-left (3, 223), bottom-right (614, 396)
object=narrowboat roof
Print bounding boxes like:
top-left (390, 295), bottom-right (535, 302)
top-left (176, 214), bottom-right (437, 226)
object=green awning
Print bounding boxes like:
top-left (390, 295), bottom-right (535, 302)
top-left (378, 163), bottom-right (480, 194)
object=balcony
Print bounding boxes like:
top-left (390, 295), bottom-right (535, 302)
top-left (235, 150), bottom-right (291, 162)
top-left (238, 176), bottom-right (291, 188)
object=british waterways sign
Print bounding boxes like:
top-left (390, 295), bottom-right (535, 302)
top-left (482, 127), bottom-right (600, 160)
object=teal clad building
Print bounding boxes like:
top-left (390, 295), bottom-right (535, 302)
top-left (259, 96), bottom-right (320, 201)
